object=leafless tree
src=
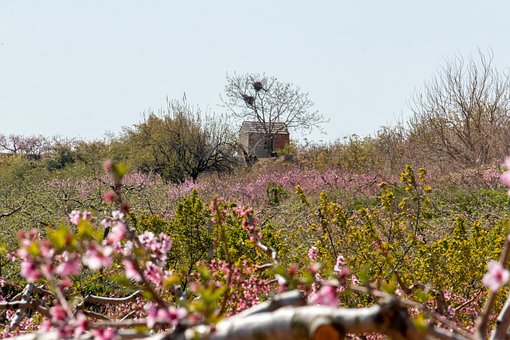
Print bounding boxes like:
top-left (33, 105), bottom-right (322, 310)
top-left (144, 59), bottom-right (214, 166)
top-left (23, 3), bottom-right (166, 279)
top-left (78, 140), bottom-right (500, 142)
top-left (0, 134), bottom-right (50, 158)
top-left (222, 73), bottom-right (326, 153)
top-left (409, 51), bottom-right (510, 168)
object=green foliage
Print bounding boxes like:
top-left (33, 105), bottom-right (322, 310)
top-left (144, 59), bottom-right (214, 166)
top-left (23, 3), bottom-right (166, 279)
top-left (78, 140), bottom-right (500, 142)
top-left (120, 100), bottom-right (238, 183)
top-left (129, 191), bottom-right (211, 287)
top-left (168, 191), bottom-right (212, 285)
top-left (266, 182), bottom-right (290, 206)
top-left (45, 145), bottom-right (76, 171)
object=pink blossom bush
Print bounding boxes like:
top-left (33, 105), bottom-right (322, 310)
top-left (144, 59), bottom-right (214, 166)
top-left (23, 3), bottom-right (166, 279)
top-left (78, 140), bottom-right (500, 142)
top-left (207, 259), bottom-right (273, 315)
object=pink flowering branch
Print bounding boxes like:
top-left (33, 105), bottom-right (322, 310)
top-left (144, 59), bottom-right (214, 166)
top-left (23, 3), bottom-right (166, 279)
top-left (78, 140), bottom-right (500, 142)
top-left (103, 162), bottom-right (170, 310)
top-left (475, 235), bottom-right (510, 339)
top-left (210, 197), bottom-right (235, 317)
top-left (453, 290), bottom-right (483, 315)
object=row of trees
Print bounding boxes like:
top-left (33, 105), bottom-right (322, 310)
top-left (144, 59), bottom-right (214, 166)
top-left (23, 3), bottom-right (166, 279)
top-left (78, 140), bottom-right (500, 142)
top-left (1, 74), bottom-right (324, 183)
top-left (4, 53), bottom-right (510, 181)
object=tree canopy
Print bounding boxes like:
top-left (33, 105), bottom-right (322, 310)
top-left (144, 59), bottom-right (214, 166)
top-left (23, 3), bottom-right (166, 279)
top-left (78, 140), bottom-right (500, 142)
top-left (123, 99), bottom-right (239, 183)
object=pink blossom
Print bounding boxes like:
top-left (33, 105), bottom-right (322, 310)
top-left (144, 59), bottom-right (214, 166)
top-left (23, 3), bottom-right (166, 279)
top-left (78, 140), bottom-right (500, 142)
top-left (102, 191), bottom-right (117, 202)
top-left (39, 320), bottom-right (52, 332)
top-left (107, 223), bottom-right (127, 244)
top-left (288, 263), bottom-right (298, 276)
top-left (50, 305), bottom-right (68, 322)
top-left (139, 231), bottom-right (155, 245)
top-left (121, 202), bottom-right (131, 213)
top-left (100, 219), bottom-right (112, 229)
top-left (69, 210), bottom-right (82, 225)
top-left (351, 275), bottom-right (360, 285)
top-left (68, 210), bottom-right (92, 225)
top-left (145, 304), bottom-right (158, 328)
top-left (138, 232), bottom-right (172, 266)
top-left (83, 244), bottom-right (113, 270)
top-left (103, 160), bottom-right (113, 172)
top-left (500, 157), bottom-right (510, 192)
top-left (308, 285), bottom-right (338, 306)
top-left (20, 261), bottom-right (40, 282)
top-left (157, 307), bottom-right (187, 326)
top-left (308, 246), bottom-right (318, 261)
top-left (58, 277), bottom-right (73, 289)
top-left (333, 254), bottom-right (346, 274)
top-left (123, 260), bottom-right (142, 281)
top-left (91, 327), bottom-right (116, 340)
top-left (482, 261), bottom-right (510, 291)
top-left (144, 261), bottom-right (163, 287)
top-left (500, 172), bottom-right (510, 187)
top-left (73, 313), bottom-right (88, 338)
top-left (111, 210), bottom-right (124, 221)
top-left (144, 304), bottom-right (186, 328)
top-left (122, 241), bottom-right (134, 256)
top-left (56, 253), bottom-right (80, 276)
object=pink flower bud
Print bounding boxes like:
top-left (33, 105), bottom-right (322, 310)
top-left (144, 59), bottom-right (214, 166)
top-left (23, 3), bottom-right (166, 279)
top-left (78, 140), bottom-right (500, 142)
top-left (102, 191), bottom-right (117, 202)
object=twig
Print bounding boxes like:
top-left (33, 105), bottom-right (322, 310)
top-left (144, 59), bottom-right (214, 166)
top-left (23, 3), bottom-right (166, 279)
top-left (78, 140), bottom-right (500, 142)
top-left (82, 310), bottom-right (112, 321)
top-left (0, 206), bottom-right (22, 219)
top-left (256, 263), bottom-right (274, 271)
top-left (454, 290), bottom-right (483, 314)
top-left (256, 241), bottom-right (279, 265)
top-left (0, 301), bottom-right (50, 318)
top-left (75, 290), bottom-right (142, 310)
top-left (9, 283), bottom-right (34, 330)
top-left (429, 325), bottom-right (472, 340)
top-left (32, 284), bottom-right (54, 297)
top-left (121, 310), bottom-right (138, 321)
top-left (348, 284), bottom-right (472, 339)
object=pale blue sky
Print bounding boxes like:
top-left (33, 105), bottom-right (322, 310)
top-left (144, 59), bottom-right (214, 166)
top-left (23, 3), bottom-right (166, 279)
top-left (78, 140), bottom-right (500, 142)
top-left (1, 1), bottom-right (510, 143)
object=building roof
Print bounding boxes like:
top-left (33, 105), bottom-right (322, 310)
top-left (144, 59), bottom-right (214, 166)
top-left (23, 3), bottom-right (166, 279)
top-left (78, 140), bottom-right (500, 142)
top-left (240, 121), bottom-right (289, 134)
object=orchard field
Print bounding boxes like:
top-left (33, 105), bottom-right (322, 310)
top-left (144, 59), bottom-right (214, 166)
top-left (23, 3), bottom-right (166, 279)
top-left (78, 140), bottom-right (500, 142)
top-left (3, 59), bottom-right (510, 339)
top-left (1, 137), bottom-right (510, 339)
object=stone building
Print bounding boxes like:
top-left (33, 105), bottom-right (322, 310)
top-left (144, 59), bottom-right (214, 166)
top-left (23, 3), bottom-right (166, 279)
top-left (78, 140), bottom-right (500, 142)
top-left (239, 121), bottom-right (289, 158)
